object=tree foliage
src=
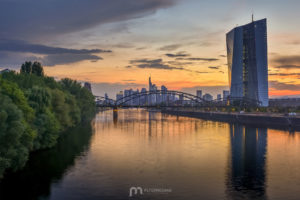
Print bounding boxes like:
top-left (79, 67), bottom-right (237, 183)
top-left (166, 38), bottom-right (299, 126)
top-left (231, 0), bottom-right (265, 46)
top-left (21, 61), bottom-right (44, 76)
top-left (0, 62), bottom-right (95, 177)
top-left (0, 94), bottom-right (32, 177)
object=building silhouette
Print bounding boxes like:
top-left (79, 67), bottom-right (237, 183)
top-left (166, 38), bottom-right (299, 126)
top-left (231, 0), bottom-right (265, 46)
top-left (226, 124), bottom-right (267, 199)
top-left (196, 90), bottom-right (202, 99)
top-left (226, 18), bottom-right (268, 106)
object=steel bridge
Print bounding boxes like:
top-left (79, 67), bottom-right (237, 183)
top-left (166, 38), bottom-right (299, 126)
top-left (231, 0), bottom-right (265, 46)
top-left (95, 90), bottom-right (261, 108)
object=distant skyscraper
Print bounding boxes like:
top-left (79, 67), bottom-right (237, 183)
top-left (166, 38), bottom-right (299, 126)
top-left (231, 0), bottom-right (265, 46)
top-left (196, 90), bottom-right (202, 99)
top-left (149, 76), bottom-right (153, 91)
top-left (226, 18), bottom-right (268, 106)
top-left (217, 94), bottom-right (222, 101)
top-left (223, 90), bottom-right (230, 100)
top-left (116, 91), bottom-right (124, 103)
top-left (140, 88), bottom-right (147, 105)
top-left (161, 85), bottom-right (168, 104)
top-left (124, 89), bottom-right (133, 106)
top-left (132, 89), bottom-right (140, 106)
top-left (148, 76), bottom-right (158, 105)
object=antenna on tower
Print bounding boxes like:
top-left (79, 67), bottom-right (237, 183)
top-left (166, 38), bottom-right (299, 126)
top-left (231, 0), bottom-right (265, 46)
top-left (252, 14), bottom-right (254, 22)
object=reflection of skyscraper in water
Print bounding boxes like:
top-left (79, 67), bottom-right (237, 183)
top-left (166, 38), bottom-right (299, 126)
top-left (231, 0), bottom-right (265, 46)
top-left (227, 124), bottom-right (267, 200)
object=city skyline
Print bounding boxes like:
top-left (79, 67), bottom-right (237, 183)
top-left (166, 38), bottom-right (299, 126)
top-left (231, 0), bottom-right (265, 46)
top-left (101, 76), bottom-right (229, 105)
top-left (0, 0), bottom-right (300, 98)
top-left (107, 76), bottom-right (229, 101)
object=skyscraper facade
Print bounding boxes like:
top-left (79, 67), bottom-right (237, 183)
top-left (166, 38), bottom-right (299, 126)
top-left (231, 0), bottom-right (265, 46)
top-left (196, 90), bottom-right (202, 99)
top-left (226, 18), bottom-right (268, 106)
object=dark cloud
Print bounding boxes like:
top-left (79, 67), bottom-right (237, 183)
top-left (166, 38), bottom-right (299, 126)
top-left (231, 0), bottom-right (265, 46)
top-left (165, 52), bottom-right (190, 58)
top-left (159, 44), bottom-right (182, 51)
top-left (130, 58), bottom-right (184, 70)
top-left (194, 71), bottom-right (211, 74)
top-left (269, 81), bottom-right (300, 91)
top-left (0, 39), bottom-right (111, 54)
top-left (122, 79), bottom-right (136, 82)
top-left (125, 65), bottom-right (132, 68)
top-left (219, 55), bottom-right (226, 57)
top-left (0, 0), bottom-right (175, 40)
top-left (43, 54), bottom-right (102, 66)
top-left (0, 52), bottom-right (39, 68)
top-left (0, 39), bottom-right (111, 67)
top-left (166, 61), bottom-right (193, 66)
top-left (130, 58), bottom-right (210, 74)
top-left (269, 72), bottom-right (300, 77)
top-left (208, 66), bottom-right (220, 70)
top-left (176, 57), bottom-right (219, 62)
top-left (272, 55), bottom-right (300, 67)
top-left (273, 65), bottom-right (300, 69)
top-left (111, 43), bottom-right (135, 49)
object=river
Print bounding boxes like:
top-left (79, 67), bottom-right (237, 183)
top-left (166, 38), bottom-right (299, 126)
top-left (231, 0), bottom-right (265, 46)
top-left (1, 109), bottom-right (300, 200)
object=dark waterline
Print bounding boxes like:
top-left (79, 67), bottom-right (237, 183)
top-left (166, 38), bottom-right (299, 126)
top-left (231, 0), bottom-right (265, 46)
top-left (0, 109), bottom-right (300, 200)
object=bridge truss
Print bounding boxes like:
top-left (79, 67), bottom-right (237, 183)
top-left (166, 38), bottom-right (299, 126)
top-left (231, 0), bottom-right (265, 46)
top-left (95, 90), bottom-right (261, 108)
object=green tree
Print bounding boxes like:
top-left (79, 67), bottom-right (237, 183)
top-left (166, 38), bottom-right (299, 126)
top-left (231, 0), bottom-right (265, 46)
top-left (0, 94), bottom-right (33, 177)
top-left (51, 89), bottom-right (73, 129)
top-left (0, 79), bottom-right (35, 123)
top-left (0, 62), bottom-right (96, 177)
top-left (60, 78), bottom-right (96, 121)
top-left (20, 61), bottom-right (44, 76)
top-left (32, 61), bottom-right (44, 76)
top-left (20, 61), bottom-right (32, 74)
top-left (33, 110), bottom-right (60, 149)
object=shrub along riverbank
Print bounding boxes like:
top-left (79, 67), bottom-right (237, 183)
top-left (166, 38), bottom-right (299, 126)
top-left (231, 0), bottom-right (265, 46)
top-left (0, 62), bottom-right (96, 178)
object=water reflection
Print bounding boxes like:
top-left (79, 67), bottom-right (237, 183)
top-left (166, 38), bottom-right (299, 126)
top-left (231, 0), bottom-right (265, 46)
top-left (1, 110), bottom-right (300, 200)
top-left (227, 124), bottom-right (267, 200)
top-left (0, 123), bottom-right (93, 200)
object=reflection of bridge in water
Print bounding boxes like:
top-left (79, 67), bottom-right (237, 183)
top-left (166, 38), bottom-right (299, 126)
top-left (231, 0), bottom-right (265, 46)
top-left (95, 90), bottom-right (261, 108)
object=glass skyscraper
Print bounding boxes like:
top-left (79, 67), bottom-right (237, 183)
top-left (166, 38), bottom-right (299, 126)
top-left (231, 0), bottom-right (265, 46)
top-left (226, 18), bottom-right (268, 106)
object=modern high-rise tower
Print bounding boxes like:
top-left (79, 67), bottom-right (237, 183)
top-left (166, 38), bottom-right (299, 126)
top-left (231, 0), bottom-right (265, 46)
top-left (226, 18), bottom-right (269, 106)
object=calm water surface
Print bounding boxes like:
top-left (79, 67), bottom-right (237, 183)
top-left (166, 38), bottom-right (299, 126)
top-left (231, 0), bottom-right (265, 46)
top-left (1, 109), bottom-right (300, 200)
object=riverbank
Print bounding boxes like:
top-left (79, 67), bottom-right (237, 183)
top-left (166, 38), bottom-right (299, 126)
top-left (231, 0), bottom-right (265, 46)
top-left (161, 109), bottom-right (300, 130)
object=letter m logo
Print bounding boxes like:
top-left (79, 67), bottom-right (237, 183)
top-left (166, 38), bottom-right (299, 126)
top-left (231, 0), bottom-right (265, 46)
top-left (129, 187), bottom-right (143, 197)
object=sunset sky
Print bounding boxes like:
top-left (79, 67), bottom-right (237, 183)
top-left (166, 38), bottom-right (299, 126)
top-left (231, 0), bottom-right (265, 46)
top-left (0, 0), bottom-right (300, 98)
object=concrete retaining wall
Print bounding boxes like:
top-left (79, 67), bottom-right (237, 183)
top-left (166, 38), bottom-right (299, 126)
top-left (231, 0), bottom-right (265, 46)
top-left (162, 110), bottom-right (300, 130)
